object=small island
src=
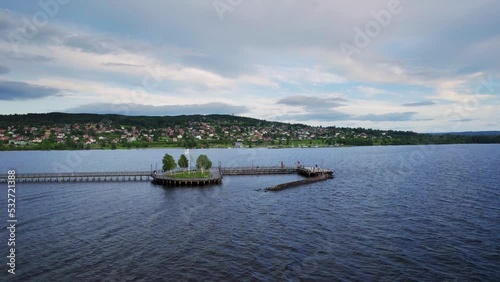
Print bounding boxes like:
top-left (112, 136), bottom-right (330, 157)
top-left (152, 153), bottom-right (222, 186)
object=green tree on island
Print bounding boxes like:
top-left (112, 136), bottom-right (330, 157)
top-left (196, 155), bottom-right (212, 172)
top-left (162, 153), bottom-right (177, 172)
top-left (178, 154), bottom-right (189, 171)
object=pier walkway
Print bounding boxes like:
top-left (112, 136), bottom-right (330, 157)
top-left (0, 171), bottom-right (152, 183)
top-left (220, 166), bottom-right (298, 175)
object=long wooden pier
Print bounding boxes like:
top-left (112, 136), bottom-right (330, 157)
top-left (220, 166), bottom-right (334, 177)
top-left (0, 171), bottom-right (152, 183)
top-left (0, 166), bottom-right (334, 189)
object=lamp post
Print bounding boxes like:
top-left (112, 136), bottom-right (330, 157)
top-left (184, 148), bottom-right (190, 173)
top-left (190, 155), bottom-right (193, 174)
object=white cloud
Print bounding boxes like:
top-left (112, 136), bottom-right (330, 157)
top-left (430, 73), bottom-right (497, 102)
top-left (356, 86), bottom-right (385, 95)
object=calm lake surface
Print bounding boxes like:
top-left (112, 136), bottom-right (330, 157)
top-left (0, 144), bottom-right (499, 281)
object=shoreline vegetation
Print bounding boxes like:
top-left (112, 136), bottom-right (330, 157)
top-left (0, 112), bottom-right (499, 151)
top-left (2, 142), bottom-right (500, 152)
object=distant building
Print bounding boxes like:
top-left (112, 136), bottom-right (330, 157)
top-left (234, 142), bottom-right (243, 148)
top-left (11, 140), bottom-right (27, 146)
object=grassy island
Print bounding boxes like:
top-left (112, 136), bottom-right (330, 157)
top-left (161, 153), bottom-right (213, 179)
top-left (167, 171), bottom-right (211, 179)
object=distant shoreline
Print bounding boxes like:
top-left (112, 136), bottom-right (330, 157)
top-left (1, 142), bottom-right (499, 152)
top-left (2, 113), bottom-right (499, 152)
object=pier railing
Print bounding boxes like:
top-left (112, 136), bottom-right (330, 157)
top-left (0, 171), bottom-right (153, 183)
top-left (220, 166), bottom-right (298, 175)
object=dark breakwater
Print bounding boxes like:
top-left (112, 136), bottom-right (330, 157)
top-left (265, 175), bottom-right (332, 191)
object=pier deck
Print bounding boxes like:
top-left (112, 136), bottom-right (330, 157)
top-left (0, 171), bottom-right (152, 183)
top-left (220, 166), bottom-right (298, 175)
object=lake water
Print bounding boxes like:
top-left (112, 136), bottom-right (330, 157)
top-left (0, 144), bottom-right (499, 281)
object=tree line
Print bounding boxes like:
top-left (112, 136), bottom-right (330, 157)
top-left (162, 153), bottom-right (213, 172)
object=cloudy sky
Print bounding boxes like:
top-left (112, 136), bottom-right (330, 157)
top-left (0, 0), bottom-right (499, 132)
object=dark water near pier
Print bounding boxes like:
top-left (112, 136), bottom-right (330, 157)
top-left (0, 144), bottom-right (499, 281)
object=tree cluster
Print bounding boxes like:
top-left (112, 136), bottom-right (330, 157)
top-left (162, 153), bottom-right (213, 172)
